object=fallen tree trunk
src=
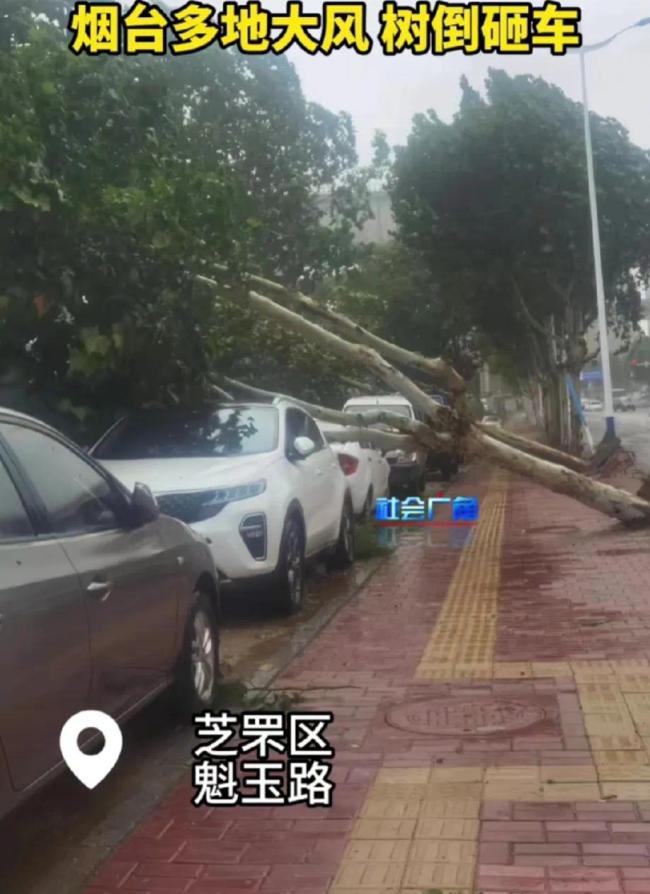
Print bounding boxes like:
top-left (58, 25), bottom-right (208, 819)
top-left (198, 274), bottom-right (650, 526)
top-left (225, 376), bottom-right (428, 451)
top-left (204, 279), bottom-right (457, 438)
top-left (322, 428), bottom-right (417, 452)
top-left (207, 268), bottom-right (465, 394)
top-left (475, 423), bottom-right (590, 474)
top-left (469, 428), bottom-right (650, 524)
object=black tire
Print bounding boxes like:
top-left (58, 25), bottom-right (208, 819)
top-left (273, 513), bottom-right (305, 614)
top-left (328, 498), bottom-right (355, 570)
top-left (174, 590), bottom-right (219, 717)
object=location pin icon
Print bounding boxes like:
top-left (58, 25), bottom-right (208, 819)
top-left (59, 710), bottom-right (123, 789)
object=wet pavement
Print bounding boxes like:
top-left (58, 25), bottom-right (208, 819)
top-left (0, 557), bottom-right (382, 894)
top-left (73, 463), bottom-right (650, 894)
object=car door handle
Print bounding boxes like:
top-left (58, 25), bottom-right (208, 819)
top-left (86, 580), bottom-right (113, 601)
top-left (315, 468), bottom-right (324, 476)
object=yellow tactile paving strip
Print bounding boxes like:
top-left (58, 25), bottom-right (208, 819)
top-left (333, 478), bottom-right (509, 893)
top-left (415, 474), bottom-right (508, 681)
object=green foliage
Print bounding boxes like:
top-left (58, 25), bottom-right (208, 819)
top-left (0, 2), bottom-right (367, 437)
top-left (322, 241), bottom-right (480, 378)
top-left (390, 70), bottom-right (650, 381)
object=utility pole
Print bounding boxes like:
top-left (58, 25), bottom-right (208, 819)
top-left (579, 48), bottom-right (616, 440)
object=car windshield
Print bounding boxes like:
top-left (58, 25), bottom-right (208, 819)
top-left (93, 406), bottom-right (279, 460)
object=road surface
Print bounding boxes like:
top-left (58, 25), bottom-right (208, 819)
top-left (586, 407), bottom-right (650, 473)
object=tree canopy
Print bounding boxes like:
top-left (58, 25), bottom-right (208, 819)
top-left (0, 1), bottom-right (367, 436)
top-left (390, 69), bottom-right (650, 385)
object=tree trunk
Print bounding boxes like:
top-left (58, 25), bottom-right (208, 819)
top-left (475, 422), bottom-right (589, 473)
top-left (468, 429), bottom-right (650, 524)
top-left (197, 273), bottom-right (650, 527)
top-left (224, 377), bottom-right (427, 451)
top-left (205, 269), bottom-right (466, 394)
top-left (567, 370), bottom-right (583, 457)
top-left (544, 373), bottom-right (563, 447)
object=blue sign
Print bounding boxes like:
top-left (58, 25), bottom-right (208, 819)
top-left (580, 370), bottom-right (603, 383)
top-left (375, 496), bottom-right (480, 524)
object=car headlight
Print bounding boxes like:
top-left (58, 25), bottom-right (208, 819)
top-left (194, 479), bottom-right (266, 522)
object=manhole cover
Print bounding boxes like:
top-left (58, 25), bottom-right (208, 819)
top-left (386, 697), bottom-right (547, 737)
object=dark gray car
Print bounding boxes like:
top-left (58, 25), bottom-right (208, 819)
top-left (0, 408), bottom-right (220, 818)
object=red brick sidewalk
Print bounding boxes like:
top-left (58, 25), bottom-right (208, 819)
top-left (84, 468), bottom-right (650, 894)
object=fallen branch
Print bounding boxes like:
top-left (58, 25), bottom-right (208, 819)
top-left (225, 376), bottom-right (432, 451)
top-left (198, 276), bottom-right (456, 437)
top-left (475, 423), bottom-right (590, 474)
top-left (208, 266), bottom-right (465, 394)
top-left (323, 427), bottom-right (416, 452)
top-left (201, 273), bottom-right (650, 526)
top-left (469, 428), bottom-right (650, 524)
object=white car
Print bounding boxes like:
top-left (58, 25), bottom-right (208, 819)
top-left (91, 401), bottom-right (355, 613)
top-left (319, 422), bottom-right (390, 520)
top-left (342, 394), bottom-right (428, 494)
top-left (482, 414), bottom-right (501, 427)
top-left (582, 398), bottom-right (604, 412)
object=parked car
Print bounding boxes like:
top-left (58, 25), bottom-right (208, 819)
top-left (92, 401), bottom-right (355, 614)
top-left (631, 389), bottom-right (650, 408)
top-left (482, 414), bottom-right (501, 427)
top-left (0, 408), bottom-right (220, 819)
top-left (342, 393), bottom-right (461, 487)
top-left (582, 398), bottom-right (604, 412)
top-left (614, 394), bottom-right (636, 412)
top-left (342, 394), bottom-right (428, 494)
top-left (319, 422), bottom-right (390, 520)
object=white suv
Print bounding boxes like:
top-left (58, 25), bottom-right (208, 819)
top-left (92, 401), bottom-right (355, 613)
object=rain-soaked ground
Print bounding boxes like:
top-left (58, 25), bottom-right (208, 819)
top-left (0, 552), bottom-right (386, 894)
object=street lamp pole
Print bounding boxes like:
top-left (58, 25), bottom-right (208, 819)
top-left (578, 48), bottom-right (616, 439)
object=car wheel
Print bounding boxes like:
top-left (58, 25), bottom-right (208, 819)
top-left (274, 514), bottom-right (305, 614)
top-left (174, 591), bottom-right (219, 716)
top-left (328, 498), bottom-right (355, 570)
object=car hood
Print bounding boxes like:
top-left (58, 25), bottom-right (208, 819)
top-left (99, 454), bottom-right (279, 495)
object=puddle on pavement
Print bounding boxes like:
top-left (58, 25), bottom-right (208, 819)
top-left (220, 558), bottom-right (382, 683)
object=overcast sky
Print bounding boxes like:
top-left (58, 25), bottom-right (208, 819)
top-left (287, 1), bottom-right (650, 163)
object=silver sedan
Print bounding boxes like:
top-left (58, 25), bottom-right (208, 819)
top-left (0, 408), bottom-right (220, 819)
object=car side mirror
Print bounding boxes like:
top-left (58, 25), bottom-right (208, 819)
top-left (130, 482), bottom-right (160, 525)
top-left (293, 436), bottom-right (316, 458)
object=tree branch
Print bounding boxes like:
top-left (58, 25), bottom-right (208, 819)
top-left (198, 276), bottom-right (456, 437)
top-left (224, 377), bottom-right (439, 451)
top-left (208, 265), bottom-right (466, 394)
